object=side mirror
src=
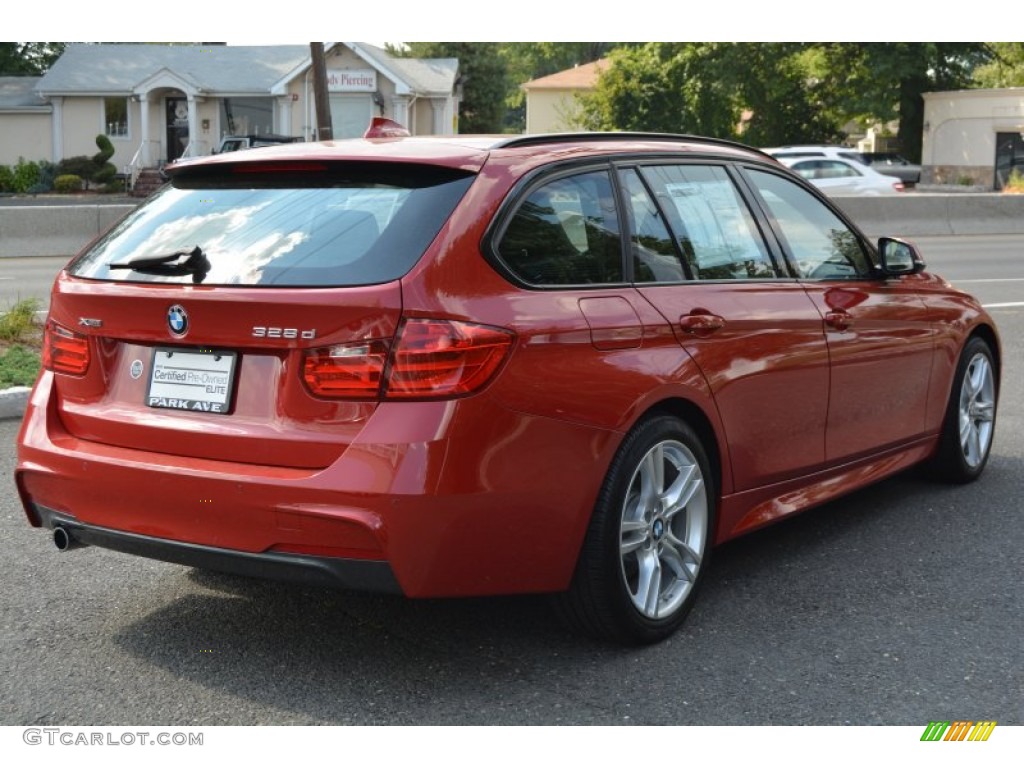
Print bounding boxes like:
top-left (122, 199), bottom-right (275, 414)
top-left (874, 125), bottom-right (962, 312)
top-left (878, 237), bottom-right (925, 276)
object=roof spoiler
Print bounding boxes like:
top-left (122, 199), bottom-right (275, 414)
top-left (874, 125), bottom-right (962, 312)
top-left (364, 117), bottom-right (411, 139)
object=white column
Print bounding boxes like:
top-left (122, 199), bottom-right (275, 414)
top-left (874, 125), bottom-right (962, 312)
top-left (391, 96), bottom-right (409, 129)
top-left (443, 98), bottom-right (455, 136)
top-left (430, 98), bottom-right (446, 135)
top-left (187, 94), bottom-right (199, 156)
top-left (278, 96), bottom-right (293, 135)
top-left (139, 94), bottom-right (151, 166)
top-left (50, 96), bottom-right (64, 162)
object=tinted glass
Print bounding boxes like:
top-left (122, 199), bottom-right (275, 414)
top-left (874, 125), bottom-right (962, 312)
top-left (497, 170), bottom-right (623, 285)
top-left (639, 165), bottom-right (775, 280)
top-left (747, 169), bottom-right (871, 279)
top-left (69, 164), bottom-right (474, 287)
top-left (621, 168), bottom-right (685, 283)
top-left (791, 160), bottom-right (861, 180)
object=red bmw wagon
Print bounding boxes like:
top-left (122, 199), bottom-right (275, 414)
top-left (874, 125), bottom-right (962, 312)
top-left (16, 126), bottom-right (1000, 643)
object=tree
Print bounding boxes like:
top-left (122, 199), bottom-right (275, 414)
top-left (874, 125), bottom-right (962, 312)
top-left (729, 44), bottom-right (842, 147)
top-left (392, 43), bottom-right (507, 133)
top-left (578, 43), bottom-right (739, 138)
top-left (577, 43), bottom-right (994, 160)
top-left (814, 43), bottom-right (991, 162)
top-left (0, 43), bottom-right (65, 75)
top-left (973, 42), bottom-right (1024, 87)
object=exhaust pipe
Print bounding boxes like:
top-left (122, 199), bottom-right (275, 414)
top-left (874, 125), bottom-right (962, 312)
top-left (53, 525), bottom-right (85, 552)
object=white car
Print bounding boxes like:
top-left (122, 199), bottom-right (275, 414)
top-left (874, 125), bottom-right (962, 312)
top-left (776, 156), bottom-right (905, 197)
top-left (763, 145), bottom-right (869, 165)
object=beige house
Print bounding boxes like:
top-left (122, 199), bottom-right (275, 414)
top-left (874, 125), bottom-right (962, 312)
top-left (922, 87), bottom-right (1024, 189)
top-left (521, 58), bottom-right (608, 134)
top-left (1, 43), bottom-right (460, 180)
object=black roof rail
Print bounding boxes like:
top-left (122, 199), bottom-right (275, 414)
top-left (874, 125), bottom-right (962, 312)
top-left (492, 132), bottom-right (774, 160)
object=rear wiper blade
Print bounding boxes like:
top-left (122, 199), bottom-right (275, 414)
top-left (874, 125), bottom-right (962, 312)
top-left (110, 246), bottom-right (210, 283)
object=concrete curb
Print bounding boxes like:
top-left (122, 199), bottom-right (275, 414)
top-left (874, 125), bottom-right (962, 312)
top-left (0, 386), bottom-right (29, 421)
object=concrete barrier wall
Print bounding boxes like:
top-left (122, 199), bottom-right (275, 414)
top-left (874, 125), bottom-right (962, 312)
top-left (834, 193), bottom-right (1024, 239)
top-left (1, 194), bottom-right (1023, 258)
top-left (0, 204), bottom-right (136, 258)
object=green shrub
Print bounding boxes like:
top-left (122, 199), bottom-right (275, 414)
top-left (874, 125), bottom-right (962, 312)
top-left (35, 160), bottom-right (57, 192)
top-left (0, 298), bottom-right (42, 343)
top-left (12, 158), bottom-right (41, 193)
top-left (1004, 167), bottom-right (1024, 193)
top-left (57, 155), bottom-right (96, 180)
top-left (0, 164), bottom-right (14, 193)
top-left (54, 174), bottom-right (84, 193)
top-left (0, 345), bottom-right (41, 388)
top-left (92, 134), bottom-right (117, 186)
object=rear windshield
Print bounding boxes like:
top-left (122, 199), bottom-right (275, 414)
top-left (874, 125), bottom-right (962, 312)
top-left (69, 163), bottom-right (475, 287)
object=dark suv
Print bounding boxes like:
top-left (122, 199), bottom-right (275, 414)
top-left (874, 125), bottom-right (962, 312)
top-left (16, 127), bottom-right (998, 644)
top-left (862, 152), bottom-right (922, 185)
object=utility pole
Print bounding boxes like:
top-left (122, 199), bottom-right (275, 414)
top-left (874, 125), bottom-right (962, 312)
top-left (310, 43), bottom-right (333, 141)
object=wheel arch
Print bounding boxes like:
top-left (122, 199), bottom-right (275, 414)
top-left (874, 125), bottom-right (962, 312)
top-left (633, 397), bottom-right (725, 511)
top-left (968, 323), bottom-right (1001, 388)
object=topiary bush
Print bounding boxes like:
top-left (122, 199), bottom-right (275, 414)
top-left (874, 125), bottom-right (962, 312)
top-left (57, 155), bottom-right (95, 179)
top-left (0, 165), bottom-right (14, 193)
top-left (54, 174), bottom-right (84, 193)
top-left (92, 134), bottom-right (117, 187)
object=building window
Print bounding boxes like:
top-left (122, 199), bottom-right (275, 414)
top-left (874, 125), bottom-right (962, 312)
top-left (104, 97), bottom-right (129, 137)
top-left (219, 97), bottom-right (274, 136)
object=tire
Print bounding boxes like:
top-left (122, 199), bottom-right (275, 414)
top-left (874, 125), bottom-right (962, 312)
top-left (555, 414), bottom-right (715, 645)
top-left (927, 337), bottom-right (997, 483)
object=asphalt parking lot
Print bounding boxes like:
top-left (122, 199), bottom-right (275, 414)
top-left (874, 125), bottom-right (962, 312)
top-left (1, 236), bottom-right (1021, 726)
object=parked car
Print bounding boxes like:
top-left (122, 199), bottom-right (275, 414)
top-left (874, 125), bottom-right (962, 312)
top-left (862, 152), bottom-right (922, 185)
top-left (17, 127), bottom-right (999, 645)
top-left (213, 134), bottom-right (304, 153)
top-left (763, 144), bottom-right (869, 165)
top-left (777, 156), bottom-right (905, 196)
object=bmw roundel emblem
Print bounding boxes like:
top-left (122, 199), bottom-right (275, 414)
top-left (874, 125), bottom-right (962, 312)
top-left (167, 305), bottom-right (188, 336)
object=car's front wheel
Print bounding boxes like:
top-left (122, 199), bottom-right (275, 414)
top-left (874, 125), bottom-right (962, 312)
top-left (555, 414), bottom-right (715, 644)
top-left (928, 336), bottom-right (997, 483)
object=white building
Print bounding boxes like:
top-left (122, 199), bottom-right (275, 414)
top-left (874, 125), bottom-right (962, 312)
top-left (922, 87), bottom-right (1024, 189)
top-left (0, 43), bottom-right (460, 174)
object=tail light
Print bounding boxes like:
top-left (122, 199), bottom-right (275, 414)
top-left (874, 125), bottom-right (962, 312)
top-left (302, 318), bottom-right (514, 400)
top-left (386, 318), bottom-right (514, 399)
top-left (893, 181), bottom-right (905, 192)
top-left (42, 320), bottom-right (90, 375)
top-left (302, 340), bottom-right (389, 398)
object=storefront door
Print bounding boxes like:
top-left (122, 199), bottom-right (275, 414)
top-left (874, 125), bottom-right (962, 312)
top-left (995, 132), bottom-right (1024, 190)
top-left (166, 97), bottom-right (190, 163)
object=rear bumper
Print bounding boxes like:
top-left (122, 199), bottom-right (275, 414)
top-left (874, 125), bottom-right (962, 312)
top-left (17, 371), bottom-right (619, 598)
top-left (33, 504), bottom-right (401, 592)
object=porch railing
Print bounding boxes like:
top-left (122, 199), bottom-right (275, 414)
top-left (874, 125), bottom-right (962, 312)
top-left (124, 140), bottom-right (158, 191)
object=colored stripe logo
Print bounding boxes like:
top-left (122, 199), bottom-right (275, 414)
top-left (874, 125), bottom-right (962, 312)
top-left (920, 721), bottom-right (997, 741)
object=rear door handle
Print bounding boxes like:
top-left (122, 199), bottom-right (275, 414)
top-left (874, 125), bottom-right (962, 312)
top-left (825, 310), bottom-right (853, 331)
top-left (679, 313), bottom-right (725, 336)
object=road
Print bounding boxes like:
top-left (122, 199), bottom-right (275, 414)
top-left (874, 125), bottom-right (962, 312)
top-left (0, 235), bottom-right (1021, 726)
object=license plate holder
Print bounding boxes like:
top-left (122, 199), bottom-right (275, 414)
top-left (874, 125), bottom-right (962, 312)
top-left (146, 347), bottom-right (237, 414)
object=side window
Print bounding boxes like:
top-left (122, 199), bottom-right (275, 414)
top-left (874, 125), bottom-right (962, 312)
top-left (620, 168), bottom-right (685, 283)
top-left (639, 164), bottom-right (776, 280)
top-left (820, 160), bottom-right (860, 179)
top-left (790, 160), bottom-right (823, 180)
top-left (496, 170), bottom-right (623, 286)
top-left (747, 169), bottom-right (871, 279)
